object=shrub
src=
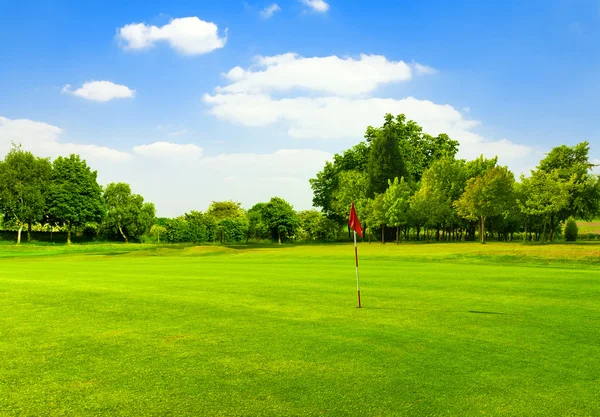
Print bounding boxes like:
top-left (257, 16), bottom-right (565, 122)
top-left (564, 218), bottom-right (578, 242)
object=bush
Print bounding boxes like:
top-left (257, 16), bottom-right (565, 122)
top-left (564, 218), bottom-right (578, 242)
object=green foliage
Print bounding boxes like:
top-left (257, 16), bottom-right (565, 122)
top-left (261, 197), bottom-right (299, 243)
top-left (366, 114), bottom-right (407, 196)
top-left (564, 218), bottom-right (579, 241)
top-left (247, 203), bottom-right (269, 241)
top-left (46, 155), bottom-right (105, 244)
top-left (207, 201), bottom-right (249, 243)
top-left (454, 165), bottom-right (515, 243)
top-left (297, 210), bottom-right (339, 241)
top-left (104, 182), bottom-right (156, 243)
top-left (0, 145), bottom-right (51, 243)
top-left (518, 170), bottom-right (571, 242)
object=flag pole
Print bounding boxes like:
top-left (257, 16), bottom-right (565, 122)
top-left (354, 230), bottom-right (362, 308)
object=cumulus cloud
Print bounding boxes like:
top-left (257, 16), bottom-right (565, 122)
top-left (0, 116), bottom-right (328, 216)
top-left (62, 81), bottom-right (135, 102)
top-left (218, 53), bottom-right (425, 96)
top-left (205, 52), bottom-right (534, 170)
top-left (300, 0), bottom-right (329, 12)
top-left (0, 117), bottom-right (130, 163)
top-left (132, 141), bottom-right (202, 158)
top-left (260, 3), bottom-right (281, 19)
top-left (204, 94), bottom-right (533, 165)
top-left (117, 17), bottom-right (227, 55)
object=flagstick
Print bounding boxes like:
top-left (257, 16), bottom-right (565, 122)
top-left (354, 231), bottom-right (362, 308)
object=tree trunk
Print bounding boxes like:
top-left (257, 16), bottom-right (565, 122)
top-left (27, 223), bottom-right (32, 242)
top-left (396, 226), bottom-right (399, 244)
top-left (17, 224), bottom-right (23, 245)
top-left (480, 216), bottom-right (486, 244)
top-left (278, 230), bottom-right (281, 245)
top-left (381, 225), bottom-right (385, 244)
top-left (542, 217), bottom-right (547, 243)
top-left (523, 224), bottom-right (527, 243)
top-left (549, 215), bottom-right (555, 241)
top-left (118, 226), bottom-right (128, 243)
top-left (67, 222), bottom-right (72, 245)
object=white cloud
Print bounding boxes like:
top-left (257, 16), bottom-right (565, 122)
top-left (204, 93), bottom-right (533, 166)
top-left (132, 141), bottom-right (202, 158)
top-left (260, 3), bottom-right (281, 19)
top-left (0, 117), bottom-right (130, 163)
top-left (413, 62), bottom-right (437, 75)
top-left (218, 53), bottom-right (422, 96)
top-left (117, 17), bottom-right (227, 55)
top-left (62, 81), bottom-right (135, 102)
top-left (300, 0), bottom-right (329, 12)
top-left (0, 116), bottom-right (329, 217)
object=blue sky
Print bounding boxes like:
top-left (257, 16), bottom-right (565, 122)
top-left (1, 0), bottom-right (600, 216)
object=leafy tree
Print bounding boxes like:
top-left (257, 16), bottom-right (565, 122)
top-left (365, 194), bottom-right (387, 243)
top-left (366, 114), bottom-right (407, 196)
top-left (538, 142), bottom-right (600, 224)
top-left (261, 197), bottom-right (299, 244)
top-left (298, 210), bottom-right (339, 241)
top-left (384, 177), bottom-right (412, 243)
top-left (206, 201), bottom-right (248, 243)
top-left (247, 203), bottom-right (268, 241)
top-left (454, 166), bottom-right (515, 243)
top-left (104, 182), bottom-right (156, 243)
top-left (564, 218), bottom-right (578, 242)
top-left (518, 170), bottom-right (571, 243)
top-left (150, 224), bottom-right (167, 243)
top-left (0, 145), bottom-right (52, 244)
top-left (46, 155), bottom-right (105, 244)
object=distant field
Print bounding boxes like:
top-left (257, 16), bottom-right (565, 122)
top-left (577, 219), bottom-right (600, 234)
top-left (1, 242), bottom-right (599, 416)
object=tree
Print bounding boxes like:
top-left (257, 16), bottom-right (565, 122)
top-left (104, 183), bottom-right (156, 243)
top-left (0, 145), bottom-right (52, 244)
top-left (46, 155), bottom-right (105, 244)
top-left (298, 210), bottom-right (339, 241)
top-left (247, 203), bottom-right (268, 241)
top-left (261, 197), bottom-right (299, 244)
top-left (206, 201), bottom-right (248, 243)
top-left (365, 194), bottom-right (387, 243)
top-left (366, 114), bottom-right (407, 196)
top-left (384, 177), bottom-right (412, 243)
top-left (454, 166), bottom-right (515, 243)
top-left (564, 218), bottom-right (578, 242)
top-left (517, 170), bottom-right (571, 243)
top-left (538, 142), bottom-right (600, 226)
top-left (150, 224), bottom-right (167, 243)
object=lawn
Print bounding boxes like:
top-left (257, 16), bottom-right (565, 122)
top-left (1, 242), bottom-right (599, 416)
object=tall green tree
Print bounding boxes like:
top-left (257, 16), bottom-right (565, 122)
top-left (366, 114), bottom-right (407, 196)
top-left (261, 197), bottom-right (299, 244)
top-left (206, 201), bottom-right (249, 243)
top-left (538, 142), bottom-right (600, 224)
top-left (384, 177), bottom-right (412, 243)
top-left (104, 182), bottom-right (156, 243)
top-left (0, 145), bottom-right (51, 244)
top-left (517, 170), bottom-right (571, 243)
top-left (454, 166), bottom-right (515, 243)
top-left (46, 155), bottom-right (105, 244)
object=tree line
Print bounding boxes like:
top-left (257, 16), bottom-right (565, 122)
top-left (0, 146), bottom-right (155, 244)
top-left (2, 112), bottom-right (599, 245)
top-left (0, 145), bottom-right (335, 245)
top-left (310, 113), bottom-right (600, 243)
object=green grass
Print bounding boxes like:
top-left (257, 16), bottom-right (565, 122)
top-left (1, 242), bottom-right (600, 416)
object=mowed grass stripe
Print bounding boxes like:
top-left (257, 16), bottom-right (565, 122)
top-left (1, 243), bottom-right (599, 415)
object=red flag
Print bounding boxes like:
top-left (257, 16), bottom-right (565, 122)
top-left (348, 202), bottom-right (363, 237)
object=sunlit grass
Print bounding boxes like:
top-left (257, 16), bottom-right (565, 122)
top-left (1, 242), bottom-right (599, 415)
